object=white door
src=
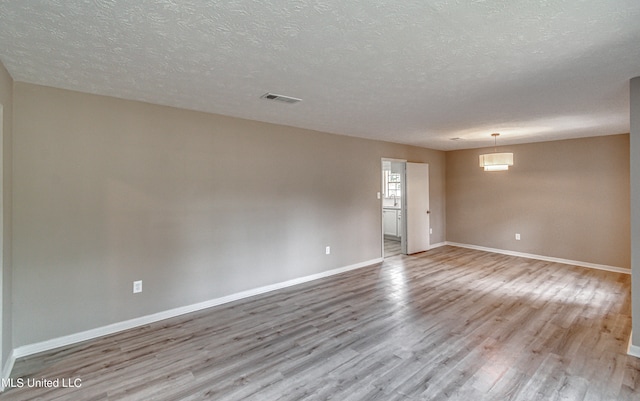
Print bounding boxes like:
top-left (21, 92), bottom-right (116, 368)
top-left (406, 162), bottom-right (430, 254)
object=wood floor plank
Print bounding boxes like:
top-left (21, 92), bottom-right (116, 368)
top-left (2, 246), bottom-right (638, 401)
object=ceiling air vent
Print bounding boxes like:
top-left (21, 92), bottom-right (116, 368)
top-left (261, 93), bottom-right (302, 104)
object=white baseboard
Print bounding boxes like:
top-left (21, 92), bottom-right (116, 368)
top-left (1, 351), bottom-right (16, 392)
top-left (445, 242), bottom-right (629, 275)
top-left (6, 244), bottom-right (628, 382)
top-left (11, 257), bottom-right (383, 361)
top-left (629, 333), bottom-right (640, 358)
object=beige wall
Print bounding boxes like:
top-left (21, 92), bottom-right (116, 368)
top-left (12, 82), bottom-right (445, 347)
top-left (0, 61), bottom-right (13, 368)
top-left (8, 79), bottom-right (634, 353)
top-left (446, 134), bottom-right (630, 269)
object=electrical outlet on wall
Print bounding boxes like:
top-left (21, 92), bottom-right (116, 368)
top-left (515, 233), bottom-right (521, 240)
top-left (326, 246), bottom-right (331, 255)
top-left (133, 280), bottom-right (142, 293)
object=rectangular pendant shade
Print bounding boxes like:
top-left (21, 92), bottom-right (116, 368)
top-left (479, 152), bottom-right (514, 171)
top-left (483, 164), bottom-right (509, 171)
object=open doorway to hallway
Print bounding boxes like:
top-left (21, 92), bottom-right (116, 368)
top-left (381, 158), bottom-right (431, 259)
top-left (382, 159), bottom-right (406, 258)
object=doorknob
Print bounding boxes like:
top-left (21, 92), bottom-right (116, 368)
top-left (426, 210), bottom-right (430, 214)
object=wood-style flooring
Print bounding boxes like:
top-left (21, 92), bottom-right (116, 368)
top-left (3, 246), bottom-right (639, 400)
top-left (384, 238), bottom-right (402, 257)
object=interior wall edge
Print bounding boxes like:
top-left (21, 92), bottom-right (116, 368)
top-left (630, 76), bottom-right (640, 349)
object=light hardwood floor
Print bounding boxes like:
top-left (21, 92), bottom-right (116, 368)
top-left (384, 238), bottom-right (402, 257)
top-left (3, 246), bottom-right (639, 400)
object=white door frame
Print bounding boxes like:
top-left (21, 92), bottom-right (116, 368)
top-left (381, 158), bottom-right (431, 257)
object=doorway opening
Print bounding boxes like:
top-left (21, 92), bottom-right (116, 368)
top-left (382, 159), bottom-right (406, 258)
top-left (381, 159), bottom-right (430, 259)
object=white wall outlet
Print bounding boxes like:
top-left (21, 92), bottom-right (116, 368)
top-left (430, 228), bottom-right (433, 234)
top-left (133, 280), bottom-right (142, 293)
top-left (377, 192), bottom-right (381, 199)
top-left (515, 233), bottom-right (521, 240)
top-left (325, 246), bottom-right (331, 255)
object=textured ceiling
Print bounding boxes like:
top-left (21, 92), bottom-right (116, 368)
top-left (1, 0), bottom-right (639, 150)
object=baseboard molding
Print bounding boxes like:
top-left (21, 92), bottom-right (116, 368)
top-left (11, 257), bottom-right (383, 362)
top-left (629, 333), bottom-right (640, 358)
top-left (1, 351), bottom-right (16, 392)
top-left (7, 244), bottom-right (627, 380)
top-left (445, 242), bottom-right (630, 275)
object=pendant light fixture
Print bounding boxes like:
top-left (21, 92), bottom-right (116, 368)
top-left (479, 133), bottom-right (513, 171)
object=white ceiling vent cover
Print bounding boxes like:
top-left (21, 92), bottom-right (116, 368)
top-left (261, 93), bottom-right (302, 104)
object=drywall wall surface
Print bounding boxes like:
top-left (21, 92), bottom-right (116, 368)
top-left (0, 60), bottom-right (12, 368)
top-left (631, 77), bottom-right (640, 347)
top-left (12, 82), bottom-right (445, 347)
top-left (446, 134), bottom-right (630, 269)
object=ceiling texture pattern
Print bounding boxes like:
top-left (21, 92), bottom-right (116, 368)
top-left (1, 0), bottom-right (639, 150)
